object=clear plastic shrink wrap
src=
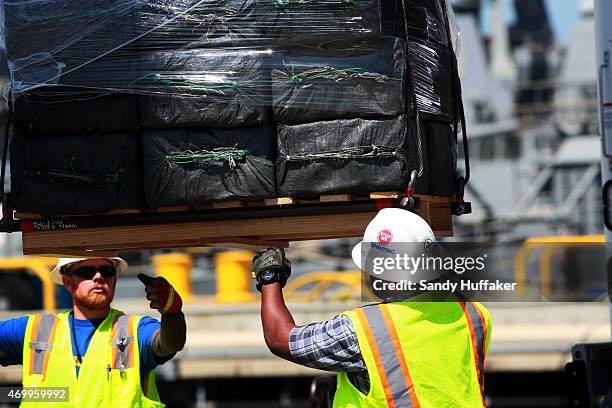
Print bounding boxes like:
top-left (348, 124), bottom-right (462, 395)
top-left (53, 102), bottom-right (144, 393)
top-left (2, 0), bottom-right (462, 213)
top-left (2, 0), bottom-right (455, 119)
top-left (136, 48), bottom-right (272, 129)
top-left (272, 37), bottom-right (406, 124)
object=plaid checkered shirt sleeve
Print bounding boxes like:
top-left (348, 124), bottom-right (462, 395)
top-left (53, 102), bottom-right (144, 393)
top-left (288, 314), bottom-right (366, 371)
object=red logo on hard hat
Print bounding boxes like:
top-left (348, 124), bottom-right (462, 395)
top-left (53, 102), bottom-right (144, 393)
top-left (377, 229), bottom-right (393, 245)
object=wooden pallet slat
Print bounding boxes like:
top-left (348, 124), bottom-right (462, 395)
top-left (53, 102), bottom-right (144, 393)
top-left (156, 206), bottom-right (192, 213)
top-left (14, 193), bottom-right (453, 220)
top-left (18, 192), bottom-right (454, 255)
top-left (211, 201), bottom-right (248, 209)
top-left (22, 211), bottom-right (377, 254)
top-left (264, 197), bottom-right (298, 206)
top-left (369, 192), bottom-right (399, 199)
top-left (319, 194), bottom-right (354, 202)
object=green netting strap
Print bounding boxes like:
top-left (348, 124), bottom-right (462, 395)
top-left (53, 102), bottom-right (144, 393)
top-left (128, 72), bottom-right (238, 91)
top-left (166, 147), bottom-right (247, 169)
top-left (284, 145), bottom-right (398, 162)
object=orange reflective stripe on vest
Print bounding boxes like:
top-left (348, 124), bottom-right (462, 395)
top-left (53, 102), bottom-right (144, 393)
top-left (357, 305), bottom-right (420, 408)
top-left (28, 314), bottom-right (59, 379)
top-left (457, 300), bottom-right (487, 407)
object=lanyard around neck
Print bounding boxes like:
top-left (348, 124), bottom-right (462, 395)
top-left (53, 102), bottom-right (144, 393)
top-left (70, 311), bottom-right (83, 365)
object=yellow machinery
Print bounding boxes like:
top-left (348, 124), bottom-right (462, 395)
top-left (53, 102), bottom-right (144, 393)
top-left (213, 250), bottom-right (361, 303)
top-left (0, 256), bottom-right (57, 311)
top-left (284, 271), bottom-right (362, 302)
top-left (514, 235), bottom-right (605, 297)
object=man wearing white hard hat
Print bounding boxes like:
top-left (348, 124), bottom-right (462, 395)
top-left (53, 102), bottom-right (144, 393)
top-left (253, 209), bottom-right (492, 407)
top-left (0, 256), bottom-right (186, 407)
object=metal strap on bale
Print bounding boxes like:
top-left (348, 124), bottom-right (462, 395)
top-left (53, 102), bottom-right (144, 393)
top-left (29, 314), bottom-right (59, 378)
top-left (289, 66), bottom-right (389, 84)
top-left (112, 314), bottom-right (134, 375)
top-left (285, 145), bottom-right (400, 162)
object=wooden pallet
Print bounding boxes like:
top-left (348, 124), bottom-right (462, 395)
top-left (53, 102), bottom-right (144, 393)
top-left (18, 193), bottom-right (453, 256)
top-left (15, 193), bottom-right (378, 220)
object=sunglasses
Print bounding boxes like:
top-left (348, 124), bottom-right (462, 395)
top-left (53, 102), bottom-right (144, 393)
top-left (65, 265), bottom-right (117, 280)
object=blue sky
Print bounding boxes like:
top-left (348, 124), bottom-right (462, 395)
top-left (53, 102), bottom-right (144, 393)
top-left (479, 0), bottom-right (581, 44)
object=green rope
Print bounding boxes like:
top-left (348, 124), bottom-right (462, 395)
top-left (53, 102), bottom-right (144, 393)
top-left (128, 72), bottom-right (238, 91)
top-left (166, 148), bottom-right (247, 168)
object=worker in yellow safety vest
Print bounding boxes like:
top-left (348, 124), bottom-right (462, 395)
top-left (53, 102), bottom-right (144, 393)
top-left (253, 208), bottom-right (492, 407)
top-left (0, 257), bottom-right (186, 407)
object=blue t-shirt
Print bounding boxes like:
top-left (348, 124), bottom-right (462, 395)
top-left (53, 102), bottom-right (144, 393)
top-left (0, 312), bottom-right (174, 383)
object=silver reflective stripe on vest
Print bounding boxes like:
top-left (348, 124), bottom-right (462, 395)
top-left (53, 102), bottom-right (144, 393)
top-left (362, 305), bottom-right (415, 408)
top-left (112, 314), bottom-right (134, 372)
top-left (30, 314), bottom-right (57, 375)
top-left (30, 342), bottom-right (52, 351)
top-left (464, 303), bottom-right (486, 387)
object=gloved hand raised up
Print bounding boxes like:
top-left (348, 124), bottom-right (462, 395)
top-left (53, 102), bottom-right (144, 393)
top-left (252, 248), bottom-right (291, 292)
top-left (137, 274), bottom-right (183, 314)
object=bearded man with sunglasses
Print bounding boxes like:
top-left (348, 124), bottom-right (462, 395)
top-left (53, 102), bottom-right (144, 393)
top-left (0, 257), bottom-right (186, 407)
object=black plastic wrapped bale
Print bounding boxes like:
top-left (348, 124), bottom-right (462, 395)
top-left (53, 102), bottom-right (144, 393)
top-left (276, 116), bottom-right (411, 198)
top-left (10, 132), bottom-right (144, 215)
top-left (128, 0), bottom-right (261, 50)
top-left (408, 40), bottom-right (453, 120)
top-left (403, 0), bottom-right (454, 119)
top-left (143, 127), bottom-right (277, 207)
top-left (422, 120), bottom-right (457, 196)
top-left (13, 87), bottom-right (139, 136)
top-left (136, 48), bottom-right (272, 129)
top-left (2, 0), bottom-right (158, 92)
top-left (272, 37), bottom-right (405, 124)
top-left (3, 0), bottom-right (140, 57)
top-left (257, 0), bottom-right (381, 43)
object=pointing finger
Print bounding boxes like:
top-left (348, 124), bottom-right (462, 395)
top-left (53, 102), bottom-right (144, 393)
top-left (137, 273), bottom-right (156, 286)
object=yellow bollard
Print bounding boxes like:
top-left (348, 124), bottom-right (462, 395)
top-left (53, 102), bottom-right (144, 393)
top-left (152, 253), bottom-right (193, 303)
top-left (215, 251), bottom-right (256, 303)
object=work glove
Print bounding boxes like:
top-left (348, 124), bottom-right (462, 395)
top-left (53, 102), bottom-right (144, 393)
top-left (252, 248), bottom-right (291, 292)
top-left (138, 274), bottom-right (183, 314)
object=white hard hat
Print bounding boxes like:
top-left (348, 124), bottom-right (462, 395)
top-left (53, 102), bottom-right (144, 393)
top-left (351, 208), bottom-right (436, 282)
top-left (50, 257), bottom-right (128, 285)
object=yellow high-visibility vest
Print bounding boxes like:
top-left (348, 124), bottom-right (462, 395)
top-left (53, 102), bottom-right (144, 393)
top-left (21, 308), bottom-right (164, 408)
top-left (334, 297), bottom-right (492, 408)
